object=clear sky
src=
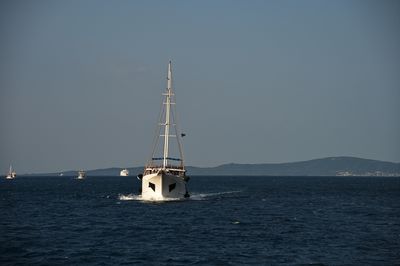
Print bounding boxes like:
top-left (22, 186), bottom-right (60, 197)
top-left (1, 0), bottom-right (399, 174)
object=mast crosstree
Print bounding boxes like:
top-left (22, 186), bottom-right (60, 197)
top-left (162, 61), bottom-right (172, 168)
top-left (148, 61), bottom-right (185, 170)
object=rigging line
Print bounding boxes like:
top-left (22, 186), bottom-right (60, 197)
top-left (146, 94), bottom-right (165, 167)
top-left (170, 94), bottom-right (185, 169)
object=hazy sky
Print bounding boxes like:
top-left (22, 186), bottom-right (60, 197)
top-left (1, 0), bottom-right (399, 173)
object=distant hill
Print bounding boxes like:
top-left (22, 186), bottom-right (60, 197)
top-left (25, 157), bottom-right (400, 177)
top-left (187, 157), bottom-right (400, 176)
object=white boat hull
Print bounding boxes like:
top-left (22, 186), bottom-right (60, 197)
top-left (141, 172), bottom-right (189, 201)
top-left (6, 175), bottom-right (15, 179)
top-left (77, 170), bottom-right (85, 179)
top-left (120, 169), bottom-right (129, 176)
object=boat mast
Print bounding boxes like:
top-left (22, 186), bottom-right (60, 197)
top-left (162, 61), bottom-right (173, 168)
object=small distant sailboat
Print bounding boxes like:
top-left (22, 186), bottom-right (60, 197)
top-left (120, 169), bottom-right (129, 176)
top-left (5, 165), bottom-right (16, 179)
top-left (137, 61), bottom-right (190, 201)
top-left (77, 170), bottom-right (86, 179)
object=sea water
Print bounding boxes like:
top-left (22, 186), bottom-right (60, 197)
top-left (1, 176), bottom-right (399, 265)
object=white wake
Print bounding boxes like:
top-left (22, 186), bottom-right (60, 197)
top-left (118, 194), bottom-right (183, 202)
top-left (190, 190), bottom-right (242, 200)
top-left (118, 190), bottom-right (241, 202)
top-left (118, 194), bottom-right (141, 201)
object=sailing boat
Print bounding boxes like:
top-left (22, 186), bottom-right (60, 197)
top-left (138, 61), bottom-right (190, 201)
top-left (5, 165), bottom-right (16, 179)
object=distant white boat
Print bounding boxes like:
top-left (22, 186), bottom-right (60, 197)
top-left (138, 61), bottom-right (190, 201)
top-left (77, 170), bottom-right (86, 179)
top-left (5, 165), bottom-right (16, 179)
top-left (120, 169), bottom-right (129, 176)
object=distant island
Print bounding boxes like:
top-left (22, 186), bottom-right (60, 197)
top-left (25, 157), bottom-right (400, 177)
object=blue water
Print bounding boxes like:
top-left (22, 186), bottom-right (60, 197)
top-left (1, 176), bottom-right (399, 265)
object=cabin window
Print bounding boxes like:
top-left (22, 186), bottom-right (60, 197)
top-left (169, 183), bottom-right (176, 192)
top-left (149, 182), bottom-right (155, 192)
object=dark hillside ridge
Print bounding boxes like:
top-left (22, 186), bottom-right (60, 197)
top-left (187, 157), bottom-right (400, 176)
top-left (25, 157), bottom-right (400, 177)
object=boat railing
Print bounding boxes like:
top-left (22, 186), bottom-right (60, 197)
top-left (144, 164), bottom-right (186, 176)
